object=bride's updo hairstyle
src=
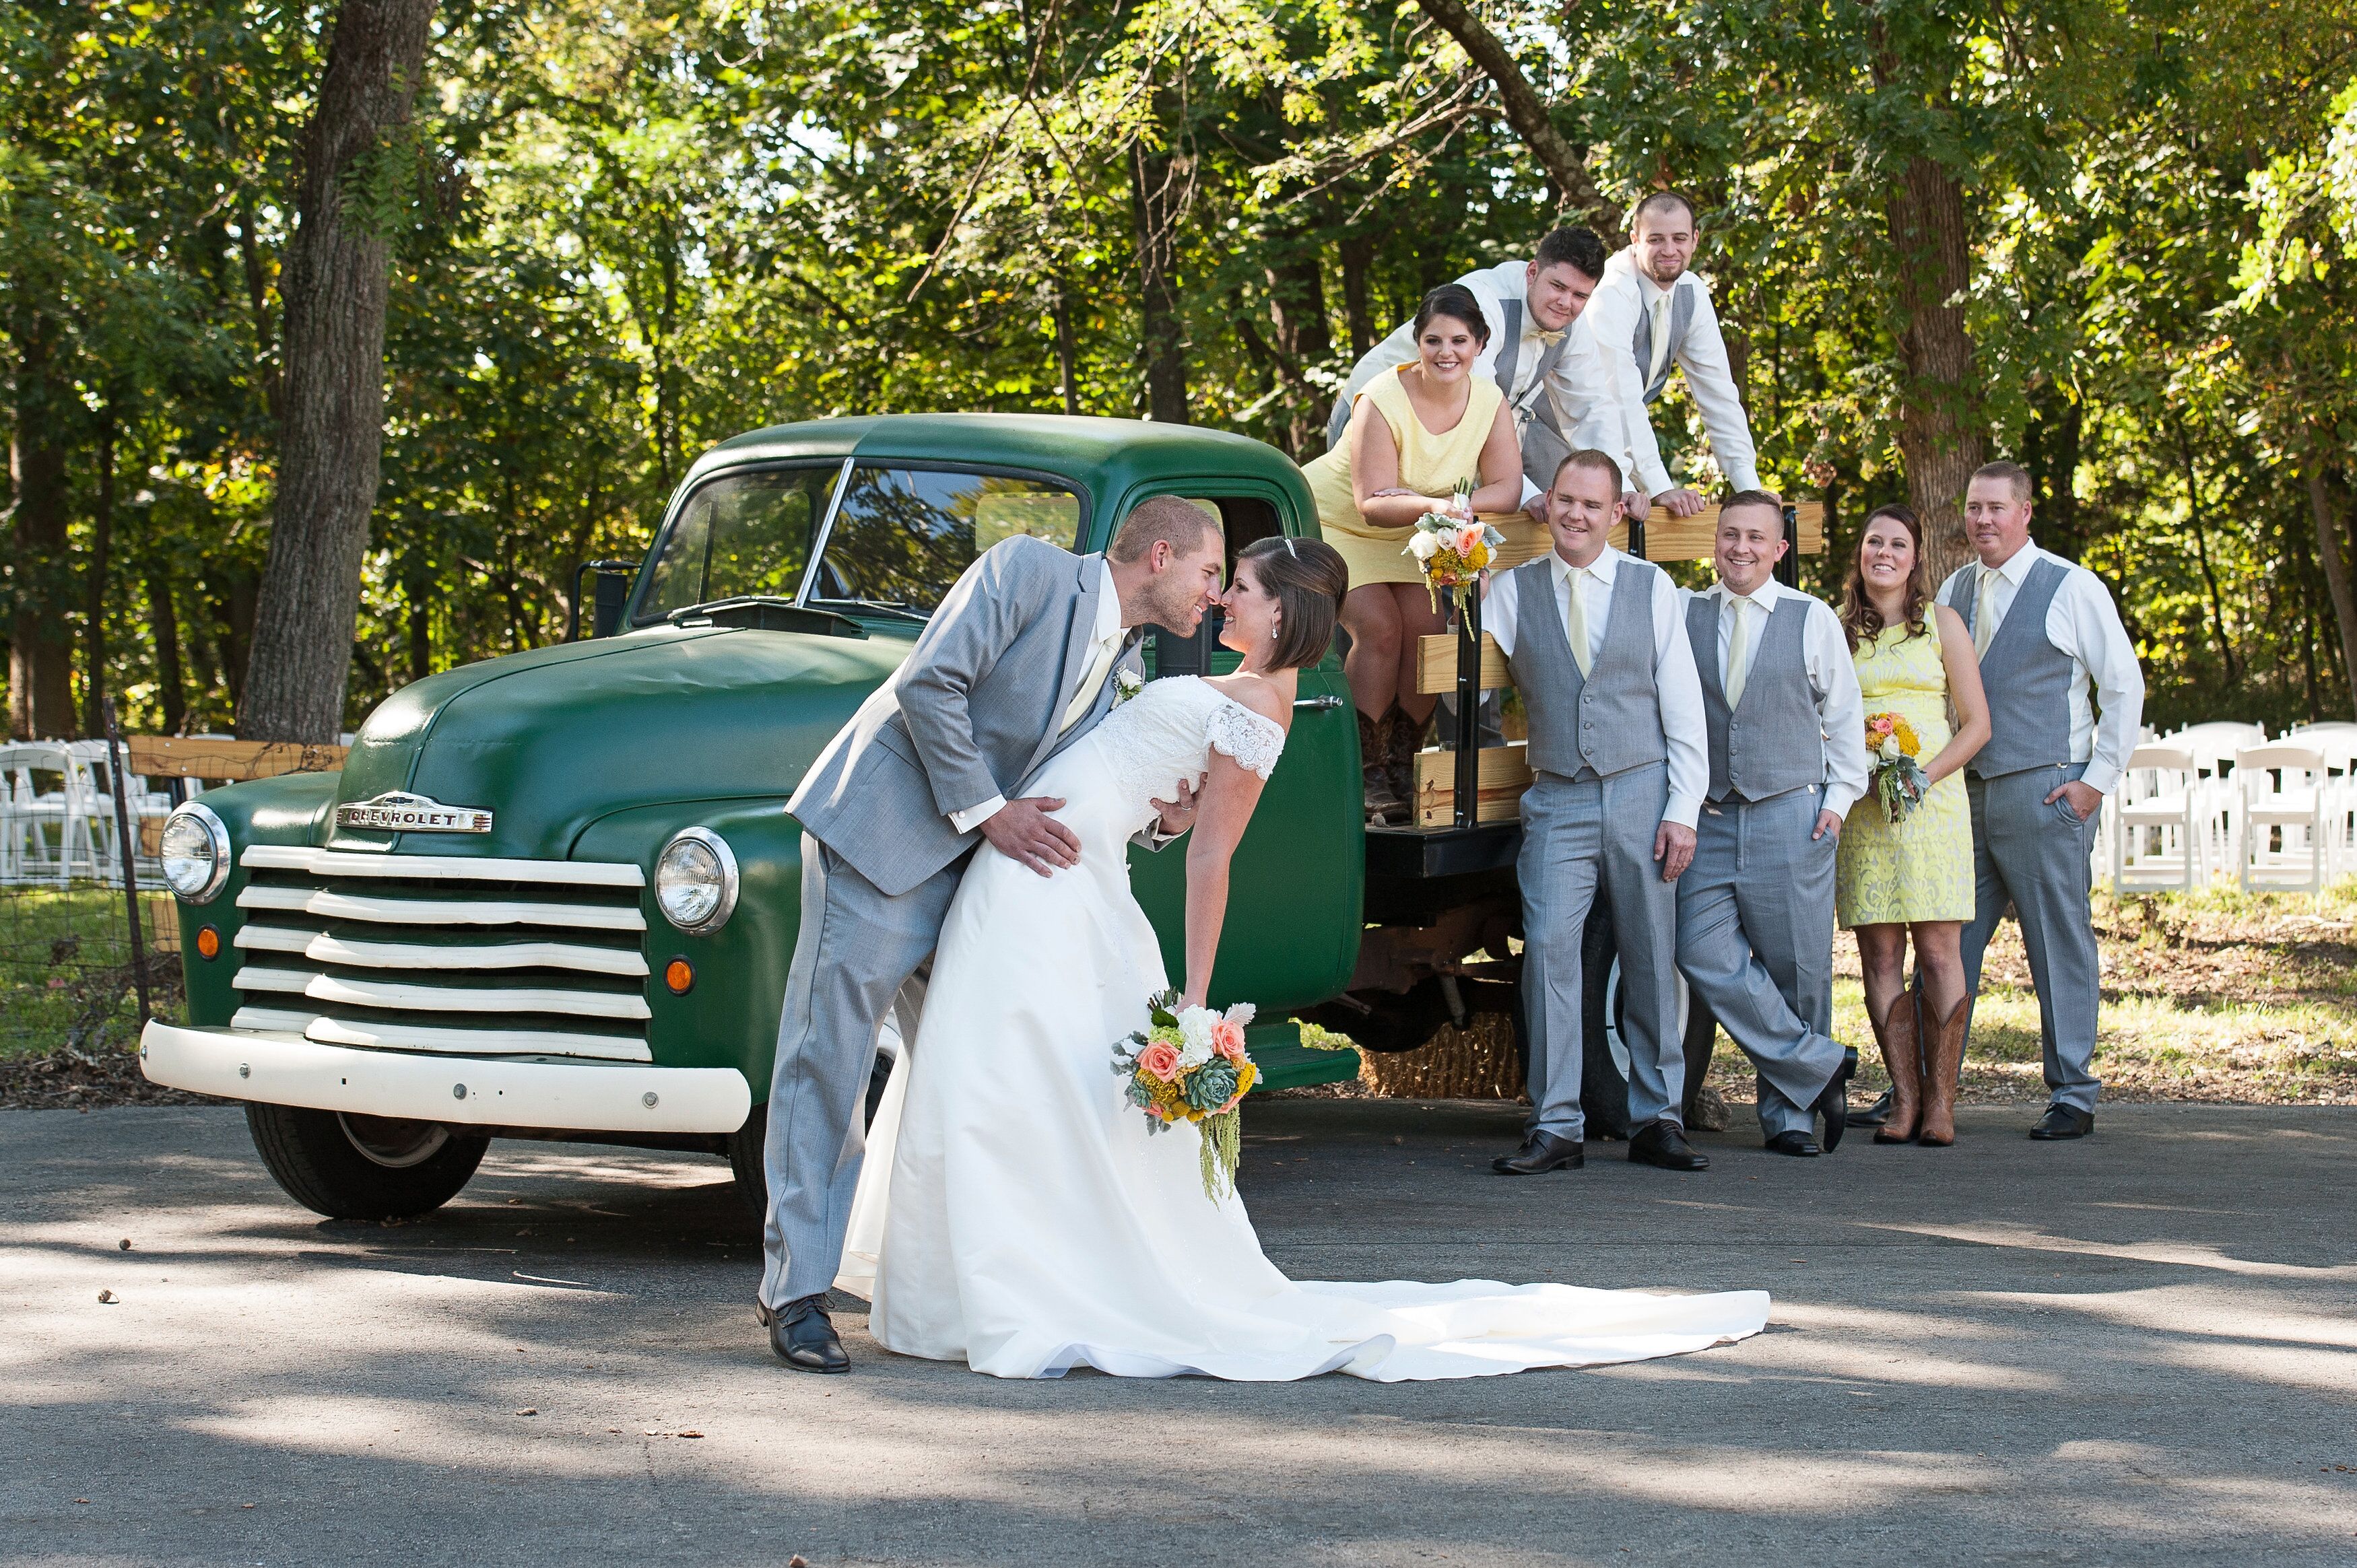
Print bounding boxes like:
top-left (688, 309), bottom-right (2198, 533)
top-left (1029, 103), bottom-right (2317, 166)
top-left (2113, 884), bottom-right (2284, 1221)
top-left (1238, 535), bottom-right (1348, 671)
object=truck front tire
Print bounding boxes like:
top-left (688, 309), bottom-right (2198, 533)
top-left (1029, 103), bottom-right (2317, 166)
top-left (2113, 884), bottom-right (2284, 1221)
top-left (244, 1103), bottom-right (489, 1220)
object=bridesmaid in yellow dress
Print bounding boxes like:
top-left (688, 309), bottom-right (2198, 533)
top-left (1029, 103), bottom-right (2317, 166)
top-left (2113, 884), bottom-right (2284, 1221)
top-left (1300, 283), bottom-right (1532, 820)
top-left (1836, 504), bottom-right (1990, 1147)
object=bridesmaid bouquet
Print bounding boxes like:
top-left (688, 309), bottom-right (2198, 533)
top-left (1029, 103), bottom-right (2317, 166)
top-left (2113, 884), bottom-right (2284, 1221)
top-left (1111, 989), bottom-right (1260, 1200)
top-left (1865, 711), bottom-right (1929, 823)
top-left (1403, 478), bottom-right (1504, 613)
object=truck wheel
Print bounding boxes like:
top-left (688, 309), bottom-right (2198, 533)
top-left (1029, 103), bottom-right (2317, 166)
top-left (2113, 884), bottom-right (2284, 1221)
top-left (244, 1103), bottom-right (488, 1221)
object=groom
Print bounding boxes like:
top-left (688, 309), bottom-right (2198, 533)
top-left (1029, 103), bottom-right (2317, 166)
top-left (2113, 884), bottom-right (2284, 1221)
top-left (759, 498), bottom-right (1226, 1371)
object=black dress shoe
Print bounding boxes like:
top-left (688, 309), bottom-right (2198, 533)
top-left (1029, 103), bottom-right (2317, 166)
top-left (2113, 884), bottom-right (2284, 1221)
top-left (2028, 1104), bottom-right (2094, 1140)
top-left (1764, 1130), bottom-right (1821, 1157)
top-left (768, 1293), bottom-right (850, 1373)
top-left (1628, 1120), bottom-right (1710, 1171)
top-left (1847, 1088), bottom-right (1892, 1128)
top-left (1492, 1130), bottom-right (1585, 1174)
top-left (1812, 1049), bottom-right (1855, 1153)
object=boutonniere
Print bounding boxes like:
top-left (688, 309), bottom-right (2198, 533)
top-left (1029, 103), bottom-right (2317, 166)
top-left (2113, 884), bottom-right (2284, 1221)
top-left (1113, 669), bottom-right (1144, 706)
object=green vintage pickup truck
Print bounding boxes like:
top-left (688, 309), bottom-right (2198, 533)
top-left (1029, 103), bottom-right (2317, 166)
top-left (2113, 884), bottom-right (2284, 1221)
top-left (141, 414), bottom-right (1655, 1219)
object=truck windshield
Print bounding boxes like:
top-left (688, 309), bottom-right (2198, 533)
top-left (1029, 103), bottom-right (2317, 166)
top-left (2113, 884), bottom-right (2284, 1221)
top-left (806, 467), bottom-right (1082, 617)
top-left (637, 465), bottom-right (838, 623)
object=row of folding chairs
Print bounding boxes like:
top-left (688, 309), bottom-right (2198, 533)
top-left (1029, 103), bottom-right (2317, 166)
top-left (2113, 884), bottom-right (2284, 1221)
top-left (2106, 721), bottom-right (2357, 894)
top-left (0, 741), bottom-right (177, 887)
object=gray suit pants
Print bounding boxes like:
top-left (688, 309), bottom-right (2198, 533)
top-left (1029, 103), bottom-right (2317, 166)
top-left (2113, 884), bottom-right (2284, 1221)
top-left (1674, 786), bottom-right (1845, 1138)
top-left (758, 833), bottom-right (961, 1309)
top-left (1961, 764), bottom-right (2102, 1112)
top-left (1519, 763), bottom-right (1684, 1140)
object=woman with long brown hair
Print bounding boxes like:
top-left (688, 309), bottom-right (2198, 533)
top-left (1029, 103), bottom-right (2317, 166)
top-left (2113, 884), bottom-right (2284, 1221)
top-left (1836, 504), bottom-right (1990, 1145)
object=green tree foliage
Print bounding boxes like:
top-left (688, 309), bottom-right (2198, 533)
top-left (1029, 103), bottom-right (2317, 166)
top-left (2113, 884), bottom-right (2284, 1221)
top-left (3, 0), bottom-right (2356, 734)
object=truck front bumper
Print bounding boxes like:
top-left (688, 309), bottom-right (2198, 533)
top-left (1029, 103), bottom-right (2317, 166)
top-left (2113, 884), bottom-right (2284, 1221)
top-left (138, 1021), bottom-right (754, 1135)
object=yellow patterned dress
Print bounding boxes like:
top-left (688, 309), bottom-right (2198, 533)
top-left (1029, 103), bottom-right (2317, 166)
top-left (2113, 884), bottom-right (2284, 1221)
top-left (1836, 607), bottom-right (1976, 926)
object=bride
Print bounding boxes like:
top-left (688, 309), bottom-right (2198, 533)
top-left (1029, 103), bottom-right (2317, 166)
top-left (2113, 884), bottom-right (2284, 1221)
top-left (838, 534), bottom-right (1768, 1380)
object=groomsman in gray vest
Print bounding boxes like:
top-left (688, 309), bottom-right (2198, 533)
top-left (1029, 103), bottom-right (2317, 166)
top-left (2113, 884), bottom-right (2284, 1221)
top-left (1675, 493), bottom-right (1869, 1155)
top-left (1580, 192), bottom-right (1763, 521)
top-left (1485, 449), bottom-right (1713, 1175)
top-left (1939, 462), bottom-right (2144, 1140)
top-left (759, 500), bottom-right (1224, 1370)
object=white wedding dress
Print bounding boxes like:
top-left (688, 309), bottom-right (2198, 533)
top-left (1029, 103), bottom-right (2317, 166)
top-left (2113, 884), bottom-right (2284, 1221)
top-left (836, 675), bottom-right (1768, 1380)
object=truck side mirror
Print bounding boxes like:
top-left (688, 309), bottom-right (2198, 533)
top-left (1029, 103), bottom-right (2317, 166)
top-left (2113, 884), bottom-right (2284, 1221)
top-left (570, 559), bottom-right (642, 641)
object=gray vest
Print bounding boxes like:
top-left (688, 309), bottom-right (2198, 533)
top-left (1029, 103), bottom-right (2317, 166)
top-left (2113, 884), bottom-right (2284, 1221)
top-left (1629, 279), bottom-right (1699, 404)
top-left (1505, 555), bottom-right (1668, 780)
top-left (1688, 594), bottom-right (1822, 803)
top-left (1942, 555), bottom-right (2073, 779)
top-left (1492, 298), bottom-right (1570, 434)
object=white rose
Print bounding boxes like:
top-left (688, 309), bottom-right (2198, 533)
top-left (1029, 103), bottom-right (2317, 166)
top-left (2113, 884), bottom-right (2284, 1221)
top-left (1176, 1007), bottom-right (1218, 1068)
top-left (1880, 737), bottom-right (1904, 761)
top-left (1405, 531), bottom-right (1443, 561)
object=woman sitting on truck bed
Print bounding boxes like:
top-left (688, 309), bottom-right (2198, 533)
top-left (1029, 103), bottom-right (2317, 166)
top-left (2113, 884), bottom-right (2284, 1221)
top-left (1301, 283), bottom-right (1530, 823)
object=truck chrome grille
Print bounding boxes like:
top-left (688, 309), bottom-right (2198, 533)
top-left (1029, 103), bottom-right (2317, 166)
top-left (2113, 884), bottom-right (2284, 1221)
top-left (228, 846), bottom-right (653, 1063)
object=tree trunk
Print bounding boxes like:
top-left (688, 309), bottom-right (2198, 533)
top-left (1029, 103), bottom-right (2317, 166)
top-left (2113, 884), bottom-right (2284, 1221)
top-left (1411, 0), bottom-right (1614, 227)
top-left (1885, 154), bottom-right (1982, 588)
top-left (81, 411), bottom-right (114, 736)
top-left (145, 570), bottom-right (187, 735)
top-left (2304, 463), bottom-right (2357, 719)
top-left (239, 0), bottom-right (437, 743)
top-left (9, 304), bottom-right (78, 739)
top-left (1131, 134), bottom-right (1190, 425)
top-left (1051, 279), bottom-right (1081, 415)
top-left (1339, 234), bottom-right (1375, 356)
top-left (1264, 250), bottom-right (1335, 458)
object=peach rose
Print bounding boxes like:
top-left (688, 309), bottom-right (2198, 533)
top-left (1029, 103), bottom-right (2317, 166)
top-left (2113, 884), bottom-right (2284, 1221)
top-left (1453, 523), bottom-right (1486, 555)
top-left (1137, 1040), bottom-right (1183, 1082)
top-left (1211, 1018), bottom-right (1248, 1062)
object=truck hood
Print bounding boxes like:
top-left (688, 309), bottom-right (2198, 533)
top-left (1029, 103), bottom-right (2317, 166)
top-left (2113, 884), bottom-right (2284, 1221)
top-left (327, 624), bottom-right (911, 858)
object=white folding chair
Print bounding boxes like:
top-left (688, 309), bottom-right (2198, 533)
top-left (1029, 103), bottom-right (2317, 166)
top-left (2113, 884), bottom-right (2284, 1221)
top-left (2283, 724), bottom-right (2357, 871)
top-left (2234, 743), bottom-right (2330, 893)
top-left (2169, 722), bottom-right (2267, 877)
top-left (0, 743), bottom-right (81, 885)
top-left (2111, 744), bottom-right (2203, 892)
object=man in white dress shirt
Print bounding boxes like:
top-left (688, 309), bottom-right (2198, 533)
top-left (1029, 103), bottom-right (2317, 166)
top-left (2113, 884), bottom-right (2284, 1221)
top-left (1483, 449), bottom-right (1713, 1176)
top-left (1937, 462), bottom-right (2145, 1140)
top-left (1675, 494), bottom-right (1870, 1156)
top-left (1580, 192), bottom-right (1763, 520)
top-left (1326, 228), bottom-right (1619, 498)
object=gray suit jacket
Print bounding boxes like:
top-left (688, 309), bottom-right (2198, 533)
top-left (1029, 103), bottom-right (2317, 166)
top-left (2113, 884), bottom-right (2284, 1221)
top-left (787, 535), bottom-right (1143, 897)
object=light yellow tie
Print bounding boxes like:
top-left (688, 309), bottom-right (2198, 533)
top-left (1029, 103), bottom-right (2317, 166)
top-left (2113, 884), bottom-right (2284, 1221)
top-left (1061, 635), bottom-right (1119, 732)
top-left (1973, 568), bottom-right (2000, 657)
top-left (1725, 596), bottom-right (1750, 708)
top-left (1564, 567), bottom-right (1593, 677)
top-left (1647, 292), bottom-right (1673, 386)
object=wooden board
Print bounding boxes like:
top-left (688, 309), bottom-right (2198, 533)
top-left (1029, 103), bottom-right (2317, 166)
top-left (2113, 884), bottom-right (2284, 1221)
top-left (125, 737), bottom-right (350, 782)
top-left (1412, 744), bottom-right (1533, 828)
top-left (1415, 633), bottom-right (1508, 696)
top-left (1609, 500), bottom-right (1824, 563)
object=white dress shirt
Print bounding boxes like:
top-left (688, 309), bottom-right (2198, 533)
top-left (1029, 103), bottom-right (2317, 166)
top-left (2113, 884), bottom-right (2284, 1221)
top-left (1484, 547), bottom-right (1708, 828)
top-left (1968, 540), bottom-right (2146, 795)
top-left (1337, 260), bottom-right (1622, 502)
top-left (1688, 578), bottom-right (1869, 819)
top-left (1580, 248), bottom-right (1762, 498)
top-left (946, 557), bottom-right (1124, 834)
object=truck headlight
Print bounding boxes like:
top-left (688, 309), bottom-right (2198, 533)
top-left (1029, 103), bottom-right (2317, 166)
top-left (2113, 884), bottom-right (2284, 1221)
top-left (655, 827), bottom-right (738, 934)
top-left (160, 803), bottom-right (231, 904)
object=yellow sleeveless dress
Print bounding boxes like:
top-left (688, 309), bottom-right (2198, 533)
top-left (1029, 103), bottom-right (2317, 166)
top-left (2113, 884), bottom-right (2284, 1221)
top-left (1301, 368), bottom-right (1543, 587)
top-left (1836, 606), bottom-right (1975, 926)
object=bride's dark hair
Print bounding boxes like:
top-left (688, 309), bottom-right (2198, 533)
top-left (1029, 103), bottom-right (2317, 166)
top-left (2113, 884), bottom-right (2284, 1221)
top-left (1239, 535), bottom-right (1348, 671)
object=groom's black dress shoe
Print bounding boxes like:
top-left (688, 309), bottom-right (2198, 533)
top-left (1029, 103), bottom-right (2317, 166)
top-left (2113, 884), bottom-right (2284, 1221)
top-left (1763, 1130), bottom-right (1821, 1157)
top-left (1812, 1049), bottom-right (1856, 1153)
top-left (768, 1293), bottom-right (850, 1373)
top-left (1492, 1131), bottom-right (1584, 1174)
top-left (2028, 1104), bottom-right (2095, 1140)
top-left (1628, 1120), bottom-right (1710, 1171)
top-left (1847, 1088), bottom-right (1892, 1128)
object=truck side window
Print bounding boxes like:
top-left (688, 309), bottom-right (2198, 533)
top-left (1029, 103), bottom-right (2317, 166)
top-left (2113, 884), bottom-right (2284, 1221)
top-left (638, 466), bottom-right (838, 623)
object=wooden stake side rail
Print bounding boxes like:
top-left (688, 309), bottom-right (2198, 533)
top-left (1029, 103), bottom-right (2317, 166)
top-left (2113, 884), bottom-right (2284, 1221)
top-left (1418, 634), bottom-right (1506, 696)
top-left (125, 737), bottom-right (351, 782)
top-left (1615, 498), bottom-right (1824, 562)
top-left (1414, 745), bottom-right (1532, 828)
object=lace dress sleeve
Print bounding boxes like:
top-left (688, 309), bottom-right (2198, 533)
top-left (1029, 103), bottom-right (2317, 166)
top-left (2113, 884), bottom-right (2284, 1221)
top-left (1207, 699), bottom-right (1286, 780)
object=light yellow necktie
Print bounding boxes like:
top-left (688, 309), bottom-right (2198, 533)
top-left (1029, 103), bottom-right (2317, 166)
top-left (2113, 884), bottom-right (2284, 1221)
top-left (1647, 292), bottom-right (1673, 386)
top-left (1564, 567), bottom-right (1593, 677)
top-left (1061, 634), bottom-right (1119, 732)
top-left (1725, 596), bottom-right (1750, 708)
top-left (1973, 568), bottom-right (2000, 658)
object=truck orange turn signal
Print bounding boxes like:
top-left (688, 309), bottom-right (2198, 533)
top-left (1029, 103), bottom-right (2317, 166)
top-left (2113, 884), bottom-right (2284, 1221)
top-left (664, 957), bottom-right (694, 994)
top-left (195, 926), bottom-right (221, 961)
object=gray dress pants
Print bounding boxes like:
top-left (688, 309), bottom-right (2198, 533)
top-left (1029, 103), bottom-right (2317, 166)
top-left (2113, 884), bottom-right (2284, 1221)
top-left (1673, 786), bottom-right (1845, 1138)
top-left (758, 833), bottom-right (962, 1310)
top-left (1519, 762), bottom-right (1684, 1140)
top-left (1961, 764), bottom-right (2103, 1112)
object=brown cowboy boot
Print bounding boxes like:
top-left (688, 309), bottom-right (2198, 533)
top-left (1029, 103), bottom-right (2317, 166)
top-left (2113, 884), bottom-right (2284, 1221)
top-left (1387, 708), bottom-right (1428, 823)
top-left (1359, 708), bottom-right (1403, 822)
top-left (1917, 996), bottom-right (1969, 1147)
top-left (1871, 990), bottom-right (1923, 1144)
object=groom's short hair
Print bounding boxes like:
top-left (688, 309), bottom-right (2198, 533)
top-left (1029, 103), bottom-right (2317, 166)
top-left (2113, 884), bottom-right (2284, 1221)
top-left (1108, 496), bottom-right (1218, 564)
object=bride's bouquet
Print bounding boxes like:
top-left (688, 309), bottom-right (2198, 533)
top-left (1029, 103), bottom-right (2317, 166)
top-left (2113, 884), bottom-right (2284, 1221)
top-left (1865, 711), bottom-right (1929, 823)
top-left (1403, 477), bottom-right (1504, 613)
top-left (1110, 990), bottom-right (1259, 1200)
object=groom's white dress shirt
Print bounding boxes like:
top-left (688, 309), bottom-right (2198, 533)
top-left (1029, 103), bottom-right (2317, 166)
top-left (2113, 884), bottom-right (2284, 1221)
top-left (1967, 539), bottom-right (2145, 795)
top-left (1688, 578), bottom-right (1869, 819)
top-left (946, 557), bottom-right (1124, 834)
top-left (1580, 248), bottom-right (1761, 498)
top-left (1483, 546), bottom-right (1709, 829)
